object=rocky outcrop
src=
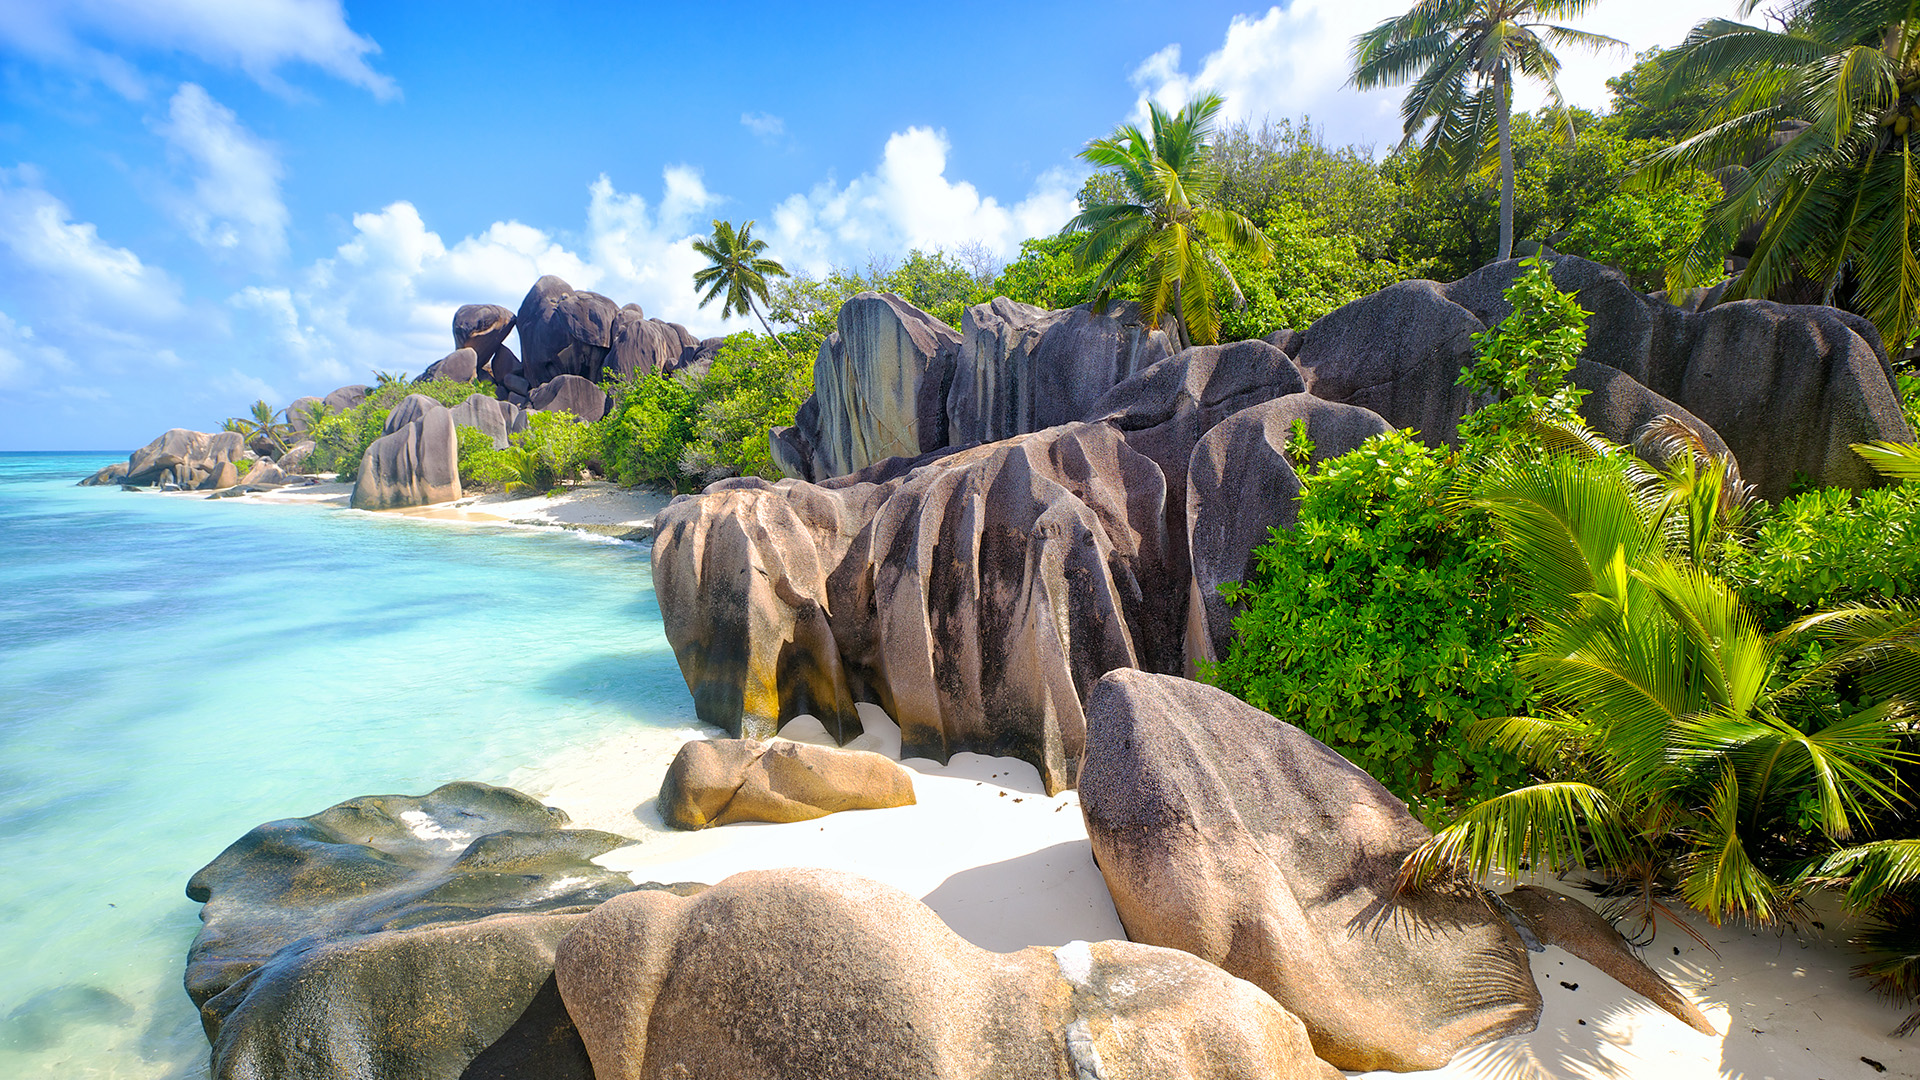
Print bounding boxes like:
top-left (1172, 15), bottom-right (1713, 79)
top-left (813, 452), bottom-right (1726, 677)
top-left (1077, 670), bottom-right (1541, 1072)
top-left (276, 440), bottom-right (317, 473)
top-left (772, 292), bottom-right (963, 481)
top-left (554, 868), bottom-right (1341, 1080)
top-left (78, 462), bottom-right (128, 486)
top-left (418, 347), bottom-right (478, 384)
top-left (655, 419), bottom-right (1180, 793)
top-left (449, 392), bottom-right (516, 450)
top-left (321, 384), bottom-right (368, 412)
top-left (283, 397), bottom-right (322, 436)
top-left (947, 299), bottom-right (1173, 447)
top-left (452, 303), bottom-right (516, 370)
top-left (658, 738), bottom-right (916, 829)
top-left (382, 393), bottom-right (445, 436)
top-left (1569, 360), bottom-right (1730, 462)
top-left (122, 429), bottom-right (249, 487)
top-left (352, 406), bottom-right (460, 510)
top-left (608, 305), bottom-right (703, 377)
top-left (1294, 280), bottom-right (1488, 444)
top-left (185, 781), bottom-right (698, 1080)
top-left (1185, 395), bottom-right (1393, 667)
top-left (530, 373), bottom-right (610, 422)
top-left (491, 342), bottom-right (530, 401)
top-left (517, 276), bottom-right (618, 387)
top-left (1501, 885), bottom-right (1715, 1035)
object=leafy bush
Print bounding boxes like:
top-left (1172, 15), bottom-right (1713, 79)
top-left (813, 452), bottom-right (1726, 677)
top-left (1456, 255), bottom-right (1589, 451)
top-left (1210, 431), bottom-right (1533, 821)
top-left (304, 378), bottom-right (490, 477)
top-left (601, 370), bottom-right (700, 488)
top-left (1729, 483), bottom-right (1920, 622)
top-left (369, 378), bottom-right (486, 410)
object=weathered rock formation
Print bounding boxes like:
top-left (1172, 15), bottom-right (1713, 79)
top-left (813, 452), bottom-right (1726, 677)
top-left (78, 461), bottom-right (128, 486)
top-left (1185, 395), bottom-right (1393, 666)
top-left (658, 738), bottom-right (916, 829)
top-left (449, 392), bottom-right (524, 450)
top-left (517, 276), bottom-right (619, 388)
top-left (418, 347), bottom-right (479, 383)
top-left (283, 396), bottom-right (322, 435)
top-left (321, 384), bottom-right (368, 412)
top-left (947, 299), bottom-right (1174, 447)
top-left (491, 342), bottom-right (530, 401)
top-left (530, 373), bottom-right (610, 422)
top-left (382, 392), bottom-right (444, 436)
top-left (452, 303), bottom-right (516, 371)
top-left (275, 440), bottom-right (316, 473)
top-left (608, 304), bottom-right (716, 378)
top-left (554, 867), bottom-right (1342, 1080)
top-left (1500, 884), bottom-right (1716, 1035)
top-left (352, 406), bottom-right (460, 510)
top-left (771, 292), bottom-right (963, 481)
top-left (117, 429), bottom-right (249, 488)
top-left (1076, 670), bottom-right (1541, 1072)
top-left (185, 781), bottom-right (699, 1080)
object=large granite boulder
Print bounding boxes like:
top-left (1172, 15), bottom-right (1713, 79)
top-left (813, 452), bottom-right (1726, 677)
top-left (123, 429), bottom-right (248, 487)
top-left (1438, 257), bottom-right (1911, 497)
top-left (276, 440), bottom-right (317, 474)
top-left (658, 738), bottom-right (916, 829)
top-left (1569, 359), bottom-right (1730, 463)
top-left (947, 299), bottom-right (1173, 447)
top-left (185, 781), bottom-right (695, 1080)
top-left (655, 420), bottom-right (1175, 793)
top-left (1185, 395), bottom-right (1394, 667)
top-left (774, 292), bottom-right (963, 481)
top-left (491, 342), bottom-right (530, 400)
top-left (352, 407), bottom-right (460, 510)
top-left (79, 461), bottom-right (128, 486)
top-left (449, 392), bottom-right (511, 450)
top-left (321, 384), bottom-right (368, 412)
top-left (418, 347), bottom-right (479, 384)
top-left (1077, 671), bottom-right (1541, 1072)
top-left (452, 303), bottom-right (516, 369)
top-left (530, 374), bottom-right (610, 422)
top-left (1294, 280), bottom-right (1487, 445)
top-left (283, 396), bottom-right (322, 436)
top-left (517, 276), bottom-right (618, 387)
top-left (382, 393), bottom-right (446, 436)
top-left (554, 868), bottom-right (1341, 1080)
top-left (608, 305), bottom-right (703, 377)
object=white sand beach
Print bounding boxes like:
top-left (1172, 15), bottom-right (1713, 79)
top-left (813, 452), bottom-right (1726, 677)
top-left (510, 704), bottom-right (1919, 1080)
top-left (220, 479), bottom-right (677, 537)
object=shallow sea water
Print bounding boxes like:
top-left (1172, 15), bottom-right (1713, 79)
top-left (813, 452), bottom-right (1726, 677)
top-left (0, 452), bottom-right (698, 1078)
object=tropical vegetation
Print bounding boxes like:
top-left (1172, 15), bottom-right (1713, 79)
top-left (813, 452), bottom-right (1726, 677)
top-left (694, 219), bottom-right (792, 350)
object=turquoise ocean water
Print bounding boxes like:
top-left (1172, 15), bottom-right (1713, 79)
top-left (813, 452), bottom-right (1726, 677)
top-left (0, 451), bottom-right (696, 1078)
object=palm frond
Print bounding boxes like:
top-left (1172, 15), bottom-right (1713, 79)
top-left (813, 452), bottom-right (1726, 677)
top-left (1397, 781), bottom-right (1630, 888)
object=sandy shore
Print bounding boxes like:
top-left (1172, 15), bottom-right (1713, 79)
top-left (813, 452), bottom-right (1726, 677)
top-left (215, 479), bottom-right (675, 539)
top-left (510, 705), bottom-right (1918, 1079)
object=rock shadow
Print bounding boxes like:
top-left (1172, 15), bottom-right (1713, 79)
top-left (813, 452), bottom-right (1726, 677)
top-left (920, 840), bottom-right (1123, 953)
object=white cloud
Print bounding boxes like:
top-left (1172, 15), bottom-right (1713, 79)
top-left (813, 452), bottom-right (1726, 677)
top-left (741, 112), bottom-right (785, 140)
top-left (769, 127), bottom-right (1082, 276)
top-left (155, 84), bottom-right (288, 266)
top-left (0, 0), bottom-right (394, 99)
top-left (0, 312), bottom-right (73, 388)
top-left (0, 167), bottom-right (184, 324)
top-left (1131, 0), bottom-right (1726, 151)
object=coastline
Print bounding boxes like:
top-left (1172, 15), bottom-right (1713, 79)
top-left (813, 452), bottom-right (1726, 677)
top-left (507, 703), bottom-right (1918, 1080)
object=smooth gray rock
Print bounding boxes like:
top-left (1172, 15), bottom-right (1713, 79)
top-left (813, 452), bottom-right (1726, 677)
top-left (1570, 360), bottom-right (1731, 465)
top-left (1185, 395), bottom-right (1393, 667)
top-left (381, 393), bottom-right (444, 437)
top-left (607, 305), bottom-right (703, 378)
top-left (275, 440), bottom-right (317, 474)
top-left (1078, 670), bottom-right (1541, 1072)
top-left (321, 385), bottom-right (369, 412)
top-left (123, 429), bottom-right (248, 486)
top-left (283, 397), bottom-right (322, 436)
top-left (79, 462), bottom-right (129, 486)
top-left (449, 392), bottom-right (511, 449)
top-left (490, 342), bottom-right (529, 399)
top-left (452, 303), bottom-right (515, 368)
top-left (418, 347), bottom-right (478, 384)
top-left (352, 408), bottom-right (460, 510)
top-left (516, 276), bottom-right (618, 387)
top-left (528, 374), bottom-right (609, 422)
top-left (946, 298), bottom-right (1173, 447)
top-left (1295, 280), bottom-right (1487, 445)
top-left (792, 292), bottom-right (963, 480)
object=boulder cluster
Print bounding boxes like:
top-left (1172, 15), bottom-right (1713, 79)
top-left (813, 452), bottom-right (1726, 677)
top-left (184, 676), bottom-right (1713, 1079)
top-left (84, 276), bottom-right (726, 510)
top-left (654, 256), bottom-right (1914, 792)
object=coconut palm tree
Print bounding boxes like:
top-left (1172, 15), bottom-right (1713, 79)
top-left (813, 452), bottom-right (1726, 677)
top-left (230, 400), bottom-right (291, 455)
top-left (1640, 0), bottom-right (1920, 345)
top-left (693, 219), bottom-right (791, 354)
top-left (1399, 425), bottom-right (1918, 931)
top-left (1065, 93), bottom-right (1273, 349)
top-left (1351, 0), bottom-right (1623, 262)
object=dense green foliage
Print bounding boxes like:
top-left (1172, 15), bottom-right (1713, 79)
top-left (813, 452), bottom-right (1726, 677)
top-left (1211, 433), bottom-right (1533, 821)
top-left (304, 379), bottom-right (487, 476)
top-left (598, 332), bottom-right (814, 492)
top-left (1209, 260), bottom-right (1594, 820)
top-left (1730, 484), bottom-right (1920, 622)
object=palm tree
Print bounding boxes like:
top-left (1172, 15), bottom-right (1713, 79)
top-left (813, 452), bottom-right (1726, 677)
top-left (231, 400), bottom-right (291, 455)
top-left (1065, 93), bottom-right (1273, 349)
top-left (1640, 0), bottom-right (1920, 346)
top-left (1351, 0), bottom-right (1623, 263)
top-left (1399, 424), bottom-right (1917, 931)
top-left (692, 220), bottom-right (791, 354)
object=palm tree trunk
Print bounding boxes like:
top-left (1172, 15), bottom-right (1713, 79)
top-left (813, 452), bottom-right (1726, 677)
top-left (1171, 280), bottom-right (1192, 351)
top-left (750, 299), bottom-right (793, 358)
top-left (1497, 69), bottom-right (1515, 263)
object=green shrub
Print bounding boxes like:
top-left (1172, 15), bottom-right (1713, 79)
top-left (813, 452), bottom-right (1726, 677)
top-left (1456, 255), bottom-right (1588, 452)
top-left (601, 370), bottom-right (700, 488)
top-left (1209, 431), bottom-right (1533, 821)
top-left (682, 333), bottom-right (814, 483)
top-left (1729, 482), bottom-right (1920, 622)
top-left (368, 378), bottom-right (486, 410)
top-left (1901, 369), bottom-right (1919, 433)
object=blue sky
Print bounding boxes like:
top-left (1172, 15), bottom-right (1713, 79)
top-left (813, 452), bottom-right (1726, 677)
top-left (1, 0), bottom-right (1726, 450)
